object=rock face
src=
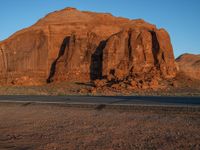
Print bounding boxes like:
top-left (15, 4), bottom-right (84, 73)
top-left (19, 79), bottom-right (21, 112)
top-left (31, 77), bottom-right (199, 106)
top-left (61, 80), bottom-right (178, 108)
top-left (0, 7), bottom-right (177, 86)
top-left (176, 54), bottom-right (200, 80)
top-left (102, 28), bottom-right (177, 81)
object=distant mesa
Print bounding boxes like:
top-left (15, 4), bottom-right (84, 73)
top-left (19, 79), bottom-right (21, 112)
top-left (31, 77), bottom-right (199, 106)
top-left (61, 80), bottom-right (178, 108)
top-left (0, 7), bottom-right (187, 91)
top-left (176, 53), bottom-right (200, 80)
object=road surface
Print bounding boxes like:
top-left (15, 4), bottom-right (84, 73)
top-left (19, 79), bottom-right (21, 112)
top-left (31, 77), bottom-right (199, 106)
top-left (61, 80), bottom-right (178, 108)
top-left (0, 95), bottom-right (199, 107)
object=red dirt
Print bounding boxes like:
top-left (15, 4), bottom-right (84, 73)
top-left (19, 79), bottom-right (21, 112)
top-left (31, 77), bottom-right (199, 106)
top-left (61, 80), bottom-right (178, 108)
top-left (0, 104), bottom-right (199, 150)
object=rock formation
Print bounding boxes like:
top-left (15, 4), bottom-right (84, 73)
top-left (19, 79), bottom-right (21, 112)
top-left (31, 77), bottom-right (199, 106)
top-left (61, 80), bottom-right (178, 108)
top-left (176, 53), bottom-right (200, 80)
top-left (102, 28), bottom-right (176, 80)
top-left (0, 7), bottom-right (177, 88)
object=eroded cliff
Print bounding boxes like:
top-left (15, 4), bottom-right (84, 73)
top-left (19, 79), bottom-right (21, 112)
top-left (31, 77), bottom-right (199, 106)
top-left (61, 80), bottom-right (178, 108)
top-left (0, 7), bottom-right (177, 88)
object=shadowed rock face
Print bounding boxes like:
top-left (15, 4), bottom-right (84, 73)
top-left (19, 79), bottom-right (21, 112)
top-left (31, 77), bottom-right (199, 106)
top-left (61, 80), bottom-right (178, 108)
top-left (176, 54), bottom-right (200, 80)
top-left (0, 7), bottom-right (177, 86)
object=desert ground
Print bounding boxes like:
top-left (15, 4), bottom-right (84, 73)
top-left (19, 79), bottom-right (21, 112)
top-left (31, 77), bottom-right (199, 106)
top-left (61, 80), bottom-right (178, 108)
top-left (0, 103), bottom-right (199, 150)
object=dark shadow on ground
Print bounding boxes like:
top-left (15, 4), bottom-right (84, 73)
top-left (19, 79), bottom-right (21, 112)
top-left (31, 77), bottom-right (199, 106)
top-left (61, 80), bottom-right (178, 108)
top-left (75, 82), bottom-right (94, 87)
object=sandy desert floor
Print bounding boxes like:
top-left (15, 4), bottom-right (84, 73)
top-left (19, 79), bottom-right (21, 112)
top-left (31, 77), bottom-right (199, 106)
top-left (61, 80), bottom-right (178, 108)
top-left (0, 103), bottom-right (199, 150)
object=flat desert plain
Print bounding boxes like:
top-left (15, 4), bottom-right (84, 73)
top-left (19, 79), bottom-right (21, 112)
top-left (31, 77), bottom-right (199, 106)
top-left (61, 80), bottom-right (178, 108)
top-left (0, 103), bottom-right (199, 150)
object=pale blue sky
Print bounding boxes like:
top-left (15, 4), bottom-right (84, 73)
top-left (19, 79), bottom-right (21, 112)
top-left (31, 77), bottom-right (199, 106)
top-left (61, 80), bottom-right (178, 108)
top-left (0, 0), bottom-right (200, 57)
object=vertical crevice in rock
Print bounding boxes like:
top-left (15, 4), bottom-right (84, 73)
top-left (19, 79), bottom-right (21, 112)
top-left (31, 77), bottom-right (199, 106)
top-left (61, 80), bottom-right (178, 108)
top-left (162, 52), bottom-right (166, 63)
top-left (46, 36), bottom-right (70, 83)
top-left (127, 31), bottom-right (132, 63)
top-left (151, 31), bottom-right (160, 65)
top-left (63, 34), bottom-right (76, 67)
top-left (90, 40), bottom-right (106, 80)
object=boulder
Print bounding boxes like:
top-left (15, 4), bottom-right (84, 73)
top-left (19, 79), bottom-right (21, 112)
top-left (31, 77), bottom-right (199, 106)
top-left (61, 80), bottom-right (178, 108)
top-left (94, 79), bottom-right (107, 87)
top-left (148, 79), bottom-right (159, 89)
top-left (130, 80), bottom-right (137, 88)
top-left (111, 84), bottom-right (122, 90)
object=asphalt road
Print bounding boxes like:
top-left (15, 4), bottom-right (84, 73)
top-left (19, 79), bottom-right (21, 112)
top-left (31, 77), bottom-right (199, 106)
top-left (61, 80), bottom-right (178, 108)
top-left (0, 95), bottom-right (199, 107)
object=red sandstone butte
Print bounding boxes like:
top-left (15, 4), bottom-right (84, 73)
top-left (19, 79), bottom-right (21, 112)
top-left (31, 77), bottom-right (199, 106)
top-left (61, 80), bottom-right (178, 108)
top-left (0, 7), bottom-right (177, 86)
top-left (176, 53), bottom-right (200, 80)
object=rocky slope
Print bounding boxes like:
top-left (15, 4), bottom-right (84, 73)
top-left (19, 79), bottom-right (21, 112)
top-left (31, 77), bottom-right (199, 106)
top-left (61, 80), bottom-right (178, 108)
top-left (0, 7), bottom-right (177, 89)
top-left (176, 53), bottom-right (200, 80)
